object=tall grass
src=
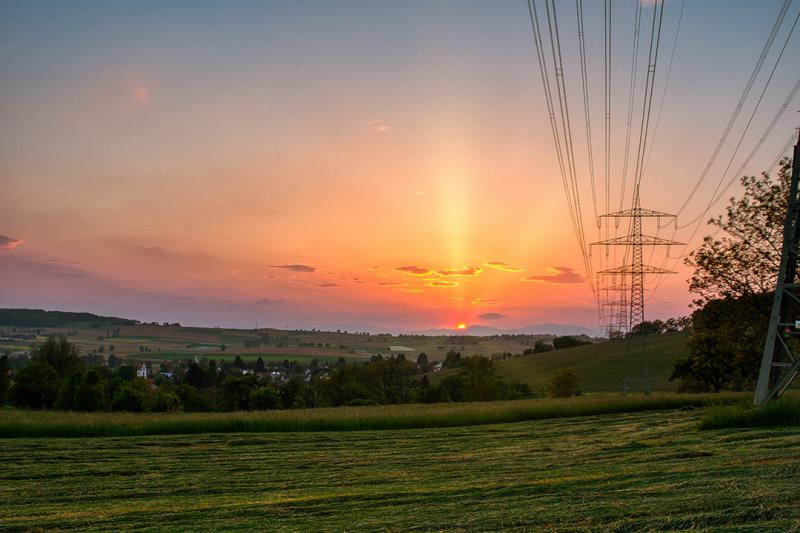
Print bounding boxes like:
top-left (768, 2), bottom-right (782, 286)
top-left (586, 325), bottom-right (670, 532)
top-left (699, 396), bottom-right (800, 430)
top-left (0, 393), bottom-right (747, 438)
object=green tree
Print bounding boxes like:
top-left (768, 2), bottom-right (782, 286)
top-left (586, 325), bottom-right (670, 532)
top-left (674, 161), bottom-right (791, 391)
top-left (533, 341), bottom-right (554, 354)
top-left (552, 336), bottom-right (590, 349)
top-left (221, 375), bottom-right (258, 411)
top-left (184, 361), bottom-right (206, 388)
top-left (250, 386), bottom-right (281, 410)
top-left (12, 361), bottom-right (59, 409)
top-left (32, 336), bottom-right (82, 376)
top-left (671, 293), bottom-right (771, 392)
top-left (686, 163), bottom-right (789, 305)
top-left (459, 355), bottom-right (499, 401)
top-left (254, 356), bottom-right (265, 373)
top-left (77, 368), bottom-right (107, 411)
top-left (112, 379), bottom-right (150, 412)
top-left (0, 355), bottom-right (10, 405)
top-left (151, 388), bottom-right (182, 412)
top-left (443, 350), bottom-right (461, 368)
top-left (547, 369), bottom-right (580, 398)
top-left (416, 352), bottom-right (430, 372)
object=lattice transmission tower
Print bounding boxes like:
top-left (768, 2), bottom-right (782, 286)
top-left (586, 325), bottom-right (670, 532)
top-left (754, 135), bottom-right (800, 405)
top-left (593, 187), bottom-right (683, 393)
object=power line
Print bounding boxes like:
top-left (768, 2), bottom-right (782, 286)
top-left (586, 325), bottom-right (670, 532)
top-left (672, 0), bottom-right (793, 218)
top-left (631, 0), bottom-right (665, 196)
top-left (576, 0), bottom-right (599, 227)
top-left (767, 131), bottom-right (798, 176)
top-left (643, 0), bottom-right (686, 175)
top-left (646, 4), bottom-right (800, 303)
top-left (526, 0), bottom-right (580, 240)
top-left (677, 7), bottom-right (800, 229)
top-left (618, 0), bottom-right (643, 218)
top-left (525, 0), bottom-right (597, 307)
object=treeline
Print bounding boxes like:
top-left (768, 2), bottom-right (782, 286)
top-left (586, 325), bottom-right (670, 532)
top-left (0, 337), bottom-right (536, 413)
top-left (0, 309), bottom-right (138, 328)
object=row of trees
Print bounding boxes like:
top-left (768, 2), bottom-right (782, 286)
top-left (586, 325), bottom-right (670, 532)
top-left (3, 337), bottom-right (542, 412)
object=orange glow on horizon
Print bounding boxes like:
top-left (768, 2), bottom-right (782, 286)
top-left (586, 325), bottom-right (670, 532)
top-left (455, 322), bottom-right (468, 330)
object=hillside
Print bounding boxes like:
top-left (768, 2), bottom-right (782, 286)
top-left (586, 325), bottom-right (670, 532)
top-left (493, 331), bottom-right (690, 392)
top-left (0, 309), bottom-right (138, 328)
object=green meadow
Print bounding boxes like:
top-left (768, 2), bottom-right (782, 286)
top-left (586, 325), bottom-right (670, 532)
top-left (2, 398), bottom-right (799, 531)
top-left (494, 332), bottom-right (689, 391)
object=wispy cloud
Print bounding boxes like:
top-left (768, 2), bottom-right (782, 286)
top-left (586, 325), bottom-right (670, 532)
top-left (478, 312), bottom-right (507, 320)
top-left (270, 264), bottom-right (317, 273)
top-left (367, 119), bottom-right (391, 133)
top-left (318, 282), bottom-right (341, 288)
top-left (483, 261), bottom-right (525, 272)
top-left (0, 234), bottom-right (23, 251)
top-left (396, 265), bottom-right (433, 276)
top-left (472, 298), bottom-right (502, 307)
top-left (0, 254), bottom-right (87, 278)
top-left (403, 189), bottom-right (433, 196)
top-left (426, 280), bottom-right (458, 288)
top-left (523, 266), bottom-right (585, 284)
top-left (392, 284), bottom-right (423, 293)
top-left (256, 298), bottom-right (284, 305)
top-left (438, 266), bottom-right (481, 277)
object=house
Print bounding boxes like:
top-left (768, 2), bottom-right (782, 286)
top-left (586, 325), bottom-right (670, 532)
top-left (136, 362), bottom-right (148, 379)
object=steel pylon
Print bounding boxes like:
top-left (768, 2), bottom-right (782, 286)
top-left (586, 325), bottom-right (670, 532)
top-left (593, 187), bottom-right (683, 394)
top-left (754, 139), bottom-right (800, 405)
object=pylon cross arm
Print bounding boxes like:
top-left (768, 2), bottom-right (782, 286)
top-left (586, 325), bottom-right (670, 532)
top-left (599, 265), bottom-right (677, 274)
top-left (591, 235), bottom-right (685, 246)
top-left (600, 208), bottom-right (677, 218)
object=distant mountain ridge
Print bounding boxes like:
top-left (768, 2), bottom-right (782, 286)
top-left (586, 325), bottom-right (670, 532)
top-left (0, 309), bottom-right (138, 328)
top-left (416, 323), bottom-right (600, 337)
top-left (0, 308), bottom-right (598, 337)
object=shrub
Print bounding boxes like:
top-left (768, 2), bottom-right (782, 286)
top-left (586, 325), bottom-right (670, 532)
top-left (547, 370), bottom-right (580, 398)
top-left (152, 390), bottom-right (182, 412)
top-left (113, 380), bottom-right (150, 412)
top-left (250, 386), bottom-right (281, 410)
top-left (12, 361), bottom-right (59, 409)
top-left (699, 396), bottom-right (800, 430)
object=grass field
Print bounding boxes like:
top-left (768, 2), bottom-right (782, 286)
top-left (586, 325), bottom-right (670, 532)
top-left (494, 331), bottom-right (689, 392)
top-left (2, 400), bottom-right (799, 530)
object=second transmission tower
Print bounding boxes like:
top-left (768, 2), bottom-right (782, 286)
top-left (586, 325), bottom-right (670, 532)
top-left (593, 187), bottom-right (683, 393)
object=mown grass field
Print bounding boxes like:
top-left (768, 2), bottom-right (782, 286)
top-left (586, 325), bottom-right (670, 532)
top-left (494, 331), bottom-right (689, 392)
top-left (2, 399), bottom-right (799, 531)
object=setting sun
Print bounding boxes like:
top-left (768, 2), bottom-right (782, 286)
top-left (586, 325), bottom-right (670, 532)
top-left (455, 322), bottom-right (468, 330)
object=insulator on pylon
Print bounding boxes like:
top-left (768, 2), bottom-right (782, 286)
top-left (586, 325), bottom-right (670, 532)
top-left (587, 246), bottom-right (592, 258)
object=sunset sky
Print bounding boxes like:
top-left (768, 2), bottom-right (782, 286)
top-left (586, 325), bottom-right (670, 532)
top-left (1, 0), bottom-right (798, 332)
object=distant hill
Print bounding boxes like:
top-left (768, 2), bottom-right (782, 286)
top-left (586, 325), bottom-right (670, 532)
top-left (418, 323), bottom-right (600, 337)
top-left (0, 309), bottom-right (139, 328)
top-left (492, 331), bottom-right (690, 393)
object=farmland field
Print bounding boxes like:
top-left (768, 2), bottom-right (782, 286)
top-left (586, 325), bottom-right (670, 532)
top-left (2, 398), bottom-right (799, 530)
